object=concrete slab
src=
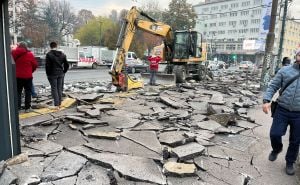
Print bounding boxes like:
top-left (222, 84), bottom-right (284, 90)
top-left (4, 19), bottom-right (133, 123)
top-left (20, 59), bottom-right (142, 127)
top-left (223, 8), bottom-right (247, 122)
top-left (195, 120), bottom-right (224, 132)
top-left (76, 162), bottom-right (110, 185)
top-left (22, 147), bottom-right (45, 157)
top-left (208, 113), bottom-right (236, 127)
top-left (160, 96), bottom-right (185, 109)
top-left (212, 134), bottom-right (257, 151)
top-left (85, 131), bottom-right (121, 140)
top-left (85, 137), bottom-right (161, 160)
top-left (0, 161), bottom-right (6, 176)
top-left (86, 109), bottom-right (100, 118)
top-left (65, 116), bottom-right (108, 126)
top-left (236, 120), bottom-right (259, 129)
top-left (41, 151), bottom-right (87, 181)
top-left (51, 176), bottom-right (77, 185)
top-left (101, 115), bottom-right (140, 129)
top-left (209, 93), bottom-right (225, 105)
top-left (87, 153), bottom-right (166, 185)
top-left (78, 93), bottom-right (104, 101)
top-left (20, 114), bottom-right (53, 127)
top-left (159, 131), bottom-right (192, 147)
top-left (163, 161), bottom-right (197, 177)
top-left (67, 145), bottom-right (99, 158)
top-left (93, 104), bottom-right (115, 111)
top-left (122, 131), bottom-right (162, 154)
top-left (132, 121), bottom-right (165, 131)
top-left (27, 140), bottom-right (63, 155)
top-left (189, 102), bottom-right (208, 114)
top-left (167, 177), bottom-right (209, 185)
top-left (0, 169), bottom-right (18, 185)
top-left (172, 142), bottom-right (205, 161)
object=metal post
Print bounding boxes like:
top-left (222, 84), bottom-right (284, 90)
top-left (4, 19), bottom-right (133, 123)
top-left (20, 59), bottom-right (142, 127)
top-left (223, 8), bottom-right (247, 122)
top-left (0, 0), bottom-right (21, 160)
top-left (260, 0), bottom-right (279, 91)
top-left (276, 0), bottom-right (288, 69)
top-left (12, 0), bottom-right (17, 45)
top-left (99, 20), bottom-right (103, 47)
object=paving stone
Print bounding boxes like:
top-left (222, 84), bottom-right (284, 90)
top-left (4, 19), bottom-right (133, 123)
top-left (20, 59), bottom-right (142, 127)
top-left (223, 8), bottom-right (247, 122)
top-left (207, 104), bottom-right (225, 115)
top-left (85, 131), bottom-right (121, 140)
top-left (87, 152), bottom-right (166, 185)
top-left (0, 160), bottom-right (6, 176)
top-left (9, 157), bottom-right (52, 185)
top-left (189, 102), bottom-right (208, 114)
top-left (132, 121), bottom-right (165, 131)
top-left (85, 137), bottom-right (161, 160)
top-left (78, 93), bottom-right (104, 101)
top-left (101, 115), bottom-right (140, 129)
top-left (68, 124), bottom-right (77, 130)
top-left (67, 145), bottom-right (99, 158)
top-left (208, 113), bottom-right (236, 127)
top-left (0, 169), bottom-right (18, 185)
top-left (65, 116), bottom-right (108, 126)
top-left (234, 102), bottom-right (244, 108)
top-left (212, 134), bottom-right (257, 152)
top-left (159, 131), bottom-right (193, 147)
top-left (228, 126), bottom-right (246, 134)
top-left (195, 130), bottom-right (215, 141)
top-left (191, 114), bottom-right (206, 122)
top-left (160, 96), bottom-right (185, 109)
top-left (106, 109), bottom-right (140, 118)
top-left (195, 120), bottom-right (224, 132)
top-left (49, 123), bottom-right (87, 148)
top-left (77, 105), bottom-right (93, 113)
top-left (86, 109), bottom-right (100, 118)
top-left (82, 124), bottom-right (95, 130)
top-left (21, 127), bottom-right (47, 142)
top-left (22, 147), bottom-right (45, 157)
top-left (236, 120), bottom-right (258, 129)
top-left (172, 142), bottom-right (205, 161)
top-left (76, 162), bottom-right (110, 185)
top-left (194, 156), bottom-right (245, 185)
top-left (122, 131), bottom-right (162, 154)
top-left (20, 114), bottom-right (53, 127)
top-left (209, 93), bottom-right (225, 105)
top-left (27, 140), bottom-right (63, 155)
top-left (163, 161), bottom-right (197, 177)
top-left (51, 176), bottom-right (77, 185)
top-left (41, 151), bottom-right (87, 181)
top-left (237, 108), bottom-right (248, 114)
top-left (167, 177), bottom-right (209, 185)
top-left (195, 138), bottom-right (215, 146)
top-left (93, 104), bottom-right (115, 111)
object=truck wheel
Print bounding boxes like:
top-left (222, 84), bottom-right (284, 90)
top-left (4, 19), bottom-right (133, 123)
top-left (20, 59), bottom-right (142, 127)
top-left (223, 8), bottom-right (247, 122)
top-left (195, 64), bottom-right (205, 81)
top-left (174, 65), bottom-right (186, 83)
top-left (92, 63), bottom-right (98, 69)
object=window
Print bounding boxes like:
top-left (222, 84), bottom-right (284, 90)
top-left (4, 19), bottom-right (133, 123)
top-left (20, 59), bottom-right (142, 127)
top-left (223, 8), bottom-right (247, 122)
top-left (252, 9), bottom-right (261, 15)
top-left (229, 21), bottom-right (237, 26)
top-left (202, 7), bottom-right (209, 12)
top-left (230, 12), bottom-right (237, 17)
top-left (254, 0), bottom-right (262, 5)
top-left (210, 23), bottom-right (216, 27)
top-left (240, 20), bottom-right (248, 25)
top-left (220, 13), bottom-right (228, 17)
top-left (250, 28), bottom-right (259, 33)
top-left (237, 44), bottom-right (243, 50)
top-left (210, 14), bottom-right (218, 19)
top-left (211, 6), bottom-right (218, 11)
top-left (231, 3), bottom-right (239, 8)
top-left (239, 29), bottom-right (248, 33)
top-left (251, 19), bottom-right (260, 24)
top-left (241, 10), bottom-right (249, 16)
top-left (219, 22), bottom-right (226, 26)
top-left (221, 5), bottom-right (228, 9)
top-left (242, 1), bottom-right (251, 6)
top-left (218, 30), bottom-right (225, 34)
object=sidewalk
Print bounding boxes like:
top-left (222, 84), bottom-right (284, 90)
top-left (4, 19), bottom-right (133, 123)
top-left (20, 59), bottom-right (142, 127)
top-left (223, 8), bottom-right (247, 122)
top-left (247, 107), bottom-right (300, 184)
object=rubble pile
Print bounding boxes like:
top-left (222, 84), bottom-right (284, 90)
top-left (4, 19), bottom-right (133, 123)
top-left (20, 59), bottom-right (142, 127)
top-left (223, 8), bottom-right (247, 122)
top-left (1, 75), bottom-right (265, 185)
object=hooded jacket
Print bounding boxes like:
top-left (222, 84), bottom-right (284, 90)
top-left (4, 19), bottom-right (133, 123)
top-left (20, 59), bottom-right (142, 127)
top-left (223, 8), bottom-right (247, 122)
top-left (264, 63), bottom-right (300, 111)
top-left (148, 56), bottom-right (161, 71)
top-left (11, 47), bottom-right (37, 79)
top-left (46, 49), bottom-right (69, 77)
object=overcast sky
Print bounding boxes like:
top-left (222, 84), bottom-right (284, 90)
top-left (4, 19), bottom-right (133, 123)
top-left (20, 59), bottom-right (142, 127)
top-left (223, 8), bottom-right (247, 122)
top-left (67, 0), bottom-right (300, 19)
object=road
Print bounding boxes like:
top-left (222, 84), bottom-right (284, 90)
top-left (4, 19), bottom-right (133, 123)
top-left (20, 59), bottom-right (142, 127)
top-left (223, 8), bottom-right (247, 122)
top-left (33, 67), bottom-right (111, 85)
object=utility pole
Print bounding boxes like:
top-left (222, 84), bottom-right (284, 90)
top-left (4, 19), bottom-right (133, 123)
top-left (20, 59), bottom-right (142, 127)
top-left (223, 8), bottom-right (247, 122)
top-left (99, 20), bottom-right (103, 47)
top-left (276, 0), bottom-right (289, 70)
top-left (260, 0), bottom-right (279, 91)
top-left (12, 0), bottom-right (17, 45)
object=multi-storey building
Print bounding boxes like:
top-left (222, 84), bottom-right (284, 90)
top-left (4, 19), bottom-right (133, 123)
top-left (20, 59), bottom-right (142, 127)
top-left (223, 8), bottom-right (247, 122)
top-left (193, 0), bottom-right (273, 64)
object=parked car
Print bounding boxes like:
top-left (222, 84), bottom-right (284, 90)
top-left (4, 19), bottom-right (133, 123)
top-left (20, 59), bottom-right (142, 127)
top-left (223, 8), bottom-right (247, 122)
top-left (239, 61), bottom-right (255, 71)
top-left (126, 58), bottom-right (148, 73)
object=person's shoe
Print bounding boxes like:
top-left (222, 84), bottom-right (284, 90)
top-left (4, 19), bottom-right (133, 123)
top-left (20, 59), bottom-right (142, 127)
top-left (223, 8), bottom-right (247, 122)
top-left (286, 163), bottom-right (295, 175)
top-left (268, 150), bottom-right (282, 161)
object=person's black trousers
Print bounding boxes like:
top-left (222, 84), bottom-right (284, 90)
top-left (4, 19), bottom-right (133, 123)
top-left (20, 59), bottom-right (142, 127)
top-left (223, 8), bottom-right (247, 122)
top-left (48, 75), bottom-right (64, 106)
top-left (16, 78), bottom-right (32, 110)
top-left (270, 105), bottom-right (300, 164)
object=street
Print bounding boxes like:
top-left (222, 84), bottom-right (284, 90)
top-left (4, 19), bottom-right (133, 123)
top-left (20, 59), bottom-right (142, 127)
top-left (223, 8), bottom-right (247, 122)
top-left (33, 67), bottom-right (111, 85)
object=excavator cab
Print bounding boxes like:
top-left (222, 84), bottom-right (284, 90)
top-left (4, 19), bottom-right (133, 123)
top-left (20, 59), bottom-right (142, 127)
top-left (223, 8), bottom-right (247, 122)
top-left (173, 31), bottom-right (202, 60)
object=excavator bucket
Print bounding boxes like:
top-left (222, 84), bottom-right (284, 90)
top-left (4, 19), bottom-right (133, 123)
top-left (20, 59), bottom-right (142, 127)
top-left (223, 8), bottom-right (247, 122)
top-left (127, 74), bottom-right (144, 91)
top-left (140, 73), bottom-right (176, 85)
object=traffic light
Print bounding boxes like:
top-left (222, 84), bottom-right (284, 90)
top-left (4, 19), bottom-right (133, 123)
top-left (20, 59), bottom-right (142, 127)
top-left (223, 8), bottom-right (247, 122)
top-left (231, 54), bottom-right (237, 60)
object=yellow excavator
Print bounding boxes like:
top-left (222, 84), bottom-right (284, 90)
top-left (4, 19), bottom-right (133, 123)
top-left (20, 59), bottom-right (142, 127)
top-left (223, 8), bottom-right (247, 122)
top-left (110, 6), bottom-right (207, 91)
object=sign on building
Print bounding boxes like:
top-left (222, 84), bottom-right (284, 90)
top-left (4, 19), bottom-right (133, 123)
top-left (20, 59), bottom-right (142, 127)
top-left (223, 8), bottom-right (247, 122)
top-left (243, 40), bottom-right (256, 50)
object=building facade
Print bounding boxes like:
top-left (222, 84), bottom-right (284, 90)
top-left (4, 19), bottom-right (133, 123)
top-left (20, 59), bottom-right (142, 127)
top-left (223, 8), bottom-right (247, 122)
top-left (193, 0), bottom-right (273, 65)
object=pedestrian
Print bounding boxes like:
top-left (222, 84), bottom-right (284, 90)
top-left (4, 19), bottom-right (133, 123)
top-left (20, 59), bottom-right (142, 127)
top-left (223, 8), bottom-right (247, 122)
top-left (11, 41), bottom-right (38, 112)
top-left (148, 55), bottom-right (161, 85)
top-left (45, 41), bottom-right (69, 110)
top-left (262, 49), bottom-right (300, 175)
top-left (275, 57), bottom-right (291, 74)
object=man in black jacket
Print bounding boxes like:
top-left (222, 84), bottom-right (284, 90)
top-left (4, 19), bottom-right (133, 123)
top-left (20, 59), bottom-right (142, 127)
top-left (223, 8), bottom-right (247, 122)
top-left (46, 42), bottom-right (69, 109)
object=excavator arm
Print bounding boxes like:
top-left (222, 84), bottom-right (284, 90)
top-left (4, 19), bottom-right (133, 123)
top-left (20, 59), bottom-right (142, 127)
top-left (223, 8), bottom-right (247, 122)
top-left (110, 6), bottom-right (173, 91)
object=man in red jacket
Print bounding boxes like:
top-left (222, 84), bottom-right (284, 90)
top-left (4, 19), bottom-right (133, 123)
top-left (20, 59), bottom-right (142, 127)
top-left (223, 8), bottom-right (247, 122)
top-left (11, 42), bottom-right (38, 112)
top-left (148, 55), bottom-right (161, 85)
